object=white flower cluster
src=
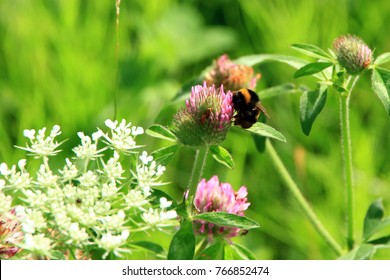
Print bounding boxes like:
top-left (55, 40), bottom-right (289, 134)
top-left (0, 119), bottom-right (177, 259)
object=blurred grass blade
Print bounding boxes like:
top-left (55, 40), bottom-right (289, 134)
top-left (258, 83), bottom-right (300, 100)
top-left (291, 43), bottom-right (334, 60)
top-left (193, 212), bottom-right (259, 230)
top-left (294, 62), bottom-right (333, 79)
top-left (363, 199), bottom-right (390, 242)
top-left (300, 84), bottom-right (327, 135)
top-left (374, 53), bottom-right (390, 66)
top-left (339, 244), bottom-right (376, 260)
top-left (146, 124), bottom-right (177, 142)
top-left (244, 123), bottom-right (286, 142)
top-left (168, 219), bottom-right (195, 260)
top-left (209, 145), bottom-right (235, 169)
top-left (372, 67), bottom-right (390, 115)
top-left (234, 54), bottom-right (309, 70)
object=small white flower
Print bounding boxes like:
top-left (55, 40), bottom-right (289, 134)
top-left (139, 151), bottom-right (153, 165)
top-left (23, 233), bottom-right (52, 256)
top-left (125, 189), bottom-right (148, 209)
top-left (0, 163), bottom-right (11, 176)
top-left (131, 126), bottom-right (144, 136)
top-left (66, 223), bottom-right (89, 244)
top-left (18, 159), bottom-right (27, 170)
top-left (23, 129), bottom-right (36, 140)
top-left (101, 119), bottom-right (141, 153)
top-left (78, 170), bottom-right (99, 187)
top-left (159, 197), bottom-right (172, 209)
top-left (105, 119), bottom-right (117, 130)
top-left (73, 132), bottom-right (105, 160)
top-left (36, 164), bottom-right (58, 188)
top-left (92, 129), bottom-right (104, 141)
top-left (97, 230), bottom-right (130, 259)
top-left (18, 125), bottom-right (62, 157)
top-left (0, 191), bottom-right (12, 213)
top-left (160, 210), bottom-right (177, 220)
top-left (0, 179), bottom-right (6, 189)
top-left (59, 158), bottom-right (79, 181)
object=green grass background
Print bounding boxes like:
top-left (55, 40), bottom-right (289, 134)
top-left (1, 0), bottom-right (390, 259)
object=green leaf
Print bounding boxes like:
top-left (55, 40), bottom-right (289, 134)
top-left (258, 83), bottom-right (300, 100)
top-left (224, 243), bottom-right (257, 260)
top-left (244, 122), bottom-right (286, 142)
top-left (372, 67), bottom-right (390, 115)
top-left (294, 62), bottom-right (333, 79)
top-left (150, 145), bottom-right (179, 166)
top-left (193, 212), bottom-right (259, 230)
top-left (374, 53), bottom-right (390, 66)
top-left (196, 239), bottom-right (225, 260)
top-left (363, 199), bottom-right (390, 241)
top-left (132, 241), bottom-right (165, 254)
top-left (339, 244), bottom-right (376, 260)
top-left (168, 219), bottom-right (195, 260)
top-left (146, 124), bottom-right (177, 142)
top-left (368, 235), bottom-right (390, 246)
top-left (234, 54), bottom-right (309, 70)
top-left (209, 145), bottom-right (235, 169)
top-left (299, 84), bottom-right (327, 135)
top-left (291, 43), bottom-right (334, 60)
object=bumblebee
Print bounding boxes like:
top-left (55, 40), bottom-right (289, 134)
top-left (232, 88), bottom-right (269, 128)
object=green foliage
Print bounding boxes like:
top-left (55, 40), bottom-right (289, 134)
top-left (193, 212), bottom-right (259, 230)
top-left (1, 0), bottom-right (390, 260)
top-left (168, 219), bottom-right (195, 260)
top-left (244, 123), bottom-right (286, 142)
top-left (299, 84), bottom-right (328, 135)
top-left (209, 145), bottom-right (235, 169)
top-left (371, 67), bottom-right (390, 115)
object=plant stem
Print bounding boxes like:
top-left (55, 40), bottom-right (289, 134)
top-left (340, 75), bottom-right (359, 250)
top-left (266, 140), bottom-right (343, 256)
top-left (187, 146), bottom-right (208, 213)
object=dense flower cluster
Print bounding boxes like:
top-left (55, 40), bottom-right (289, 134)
top-left (204, 54), bottom-right (261, 91)
top-left (193, 176), bottom-right (250, 240)
top-left (333, 35), bottom-right (372, 75)
top-left (0, 119), bottom-right (177, 259)
top-left (172, 82), bottom-right (234, 147)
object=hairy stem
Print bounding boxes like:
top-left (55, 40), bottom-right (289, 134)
top-left (266, 140), bottom-right (343, 255)
top-left (187, 146), bottom-right (208, 213)
top-left (340, 75), bottom-right (359, 250)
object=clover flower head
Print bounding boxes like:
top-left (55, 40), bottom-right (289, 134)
top-left (172, 82), bottom-right (234, 147)
top-left (333, 34), bottom-right (372, 75)
top-left (205, 54), bottom-right (261, 91)
top-left (193, 176), bottom-right (250, 240)
top-left (19, 125), bottom-right (62, 158)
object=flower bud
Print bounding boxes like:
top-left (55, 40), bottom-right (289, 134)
top-left (205, 54), bottom-right (261, 91)
top-left (172, 82), bottom-right (233, 147)
top-left (333, 35), bottom-right (372, 75)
